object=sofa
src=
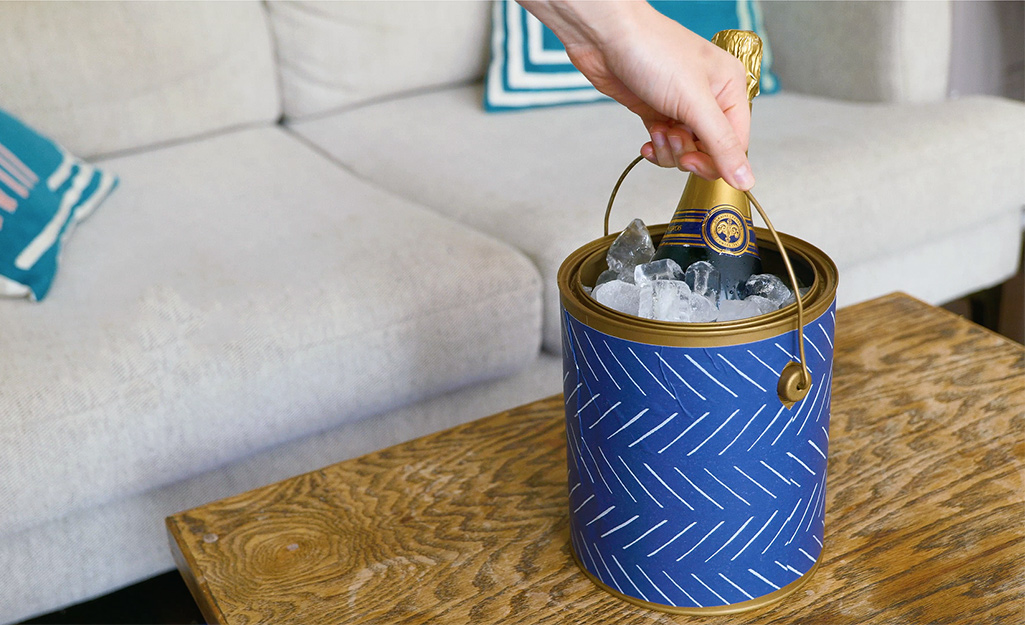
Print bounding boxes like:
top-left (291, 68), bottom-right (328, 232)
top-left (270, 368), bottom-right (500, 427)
top-left (0, 1), bottom-right (1021, 622)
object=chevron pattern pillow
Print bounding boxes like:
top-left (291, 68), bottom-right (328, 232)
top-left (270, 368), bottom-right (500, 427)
top-left (0, 108), bottom-right (118, 301)
top-left (484, 0), bottom-right (779, 112)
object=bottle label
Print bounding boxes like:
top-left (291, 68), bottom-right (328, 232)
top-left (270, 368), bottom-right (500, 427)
top-left (661, 204), bottom-right (758, 257)
top-left (702, 204), bottom-right (752, 256)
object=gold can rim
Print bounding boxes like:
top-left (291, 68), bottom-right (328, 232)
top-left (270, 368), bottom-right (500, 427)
top-left (557, 225), bottom-right (838, 348)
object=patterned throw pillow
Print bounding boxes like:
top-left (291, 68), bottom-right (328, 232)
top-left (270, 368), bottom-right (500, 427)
top-left (484, 0), bottom-right (779, 112)
top-left (0, 108), bottom-right (118, 301)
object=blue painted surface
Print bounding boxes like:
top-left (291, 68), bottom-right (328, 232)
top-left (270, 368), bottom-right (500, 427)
top-left (562, 301), bottom-right (836, 608)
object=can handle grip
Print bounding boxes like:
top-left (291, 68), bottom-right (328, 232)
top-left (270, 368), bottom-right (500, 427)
top-left (604, 156), bottom-right (812, 408)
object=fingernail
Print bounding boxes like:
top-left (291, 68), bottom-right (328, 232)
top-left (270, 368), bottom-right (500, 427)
top-left (734, 164), bottom-right (755, 190)
top-left (668, 135), bottom-right (683, 156)
top-left (681, 163), bottom-right (697, 174)
top-left (652, 132), bottom-right (667, 149)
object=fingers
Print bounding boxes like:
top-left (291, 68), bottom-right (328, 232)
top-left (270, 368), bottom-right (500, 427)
top-left (677, 150), bottom-right (719, 181)
top-left (643, 46), bottom-right (754, 189)
top-left (642, 124), bottom-right (690, 168)
top-left (668, 127), bottom-right (697, 155)
top-left (645, 126), bottom-right (675, 168)
top-left (684, 74), bottom-right (755, 190)
top-left (641, 124), bottom-right (719, 181)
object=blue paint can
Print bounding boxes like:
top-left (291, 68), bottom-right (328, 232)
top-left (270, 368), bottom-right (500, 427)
top-left (558, 222), bottom-right (838, 614)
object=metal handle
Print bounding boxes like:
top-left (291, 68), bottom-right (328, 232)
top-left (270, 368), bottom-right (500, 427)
top-left (745, 190), bottom-right (811, 407)
top-left (603, 156), bottom-right (811, 407)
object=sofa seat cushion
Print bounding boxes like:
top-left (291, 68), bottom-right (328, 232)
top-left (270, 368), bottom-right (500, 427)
top-left (0, 353), bottom-right (563, 625)
top-left (0, 126), bottom-right (542, 536)
top-left (289, 86), bottom-right (1025, 352)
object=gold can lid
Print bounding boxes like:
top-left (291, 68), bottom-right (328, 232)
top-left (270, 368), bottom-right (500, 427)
top-left (711, 29), bottom-right (762, 100)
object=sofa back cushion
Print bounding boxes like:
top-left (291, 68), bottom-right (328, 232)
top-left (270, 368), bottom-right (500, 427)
top-left (266, 0), bottom-right (491, 120)
top-left (0, 1), bottom-right (280, 158)
top-left (763, 0), bottom-right (952, 103)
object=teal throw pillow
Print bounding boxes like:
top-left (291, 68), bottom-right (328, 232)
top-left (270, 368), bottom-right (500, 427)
top-left (0, 108), bottom-right (118, 301)
top-left (484, 0), bottom-right (779, 112)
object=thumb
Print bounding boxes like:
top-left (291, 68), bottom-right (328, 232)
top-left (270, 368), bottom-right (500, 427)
top-left (687, 94), bottom-right (755, 190)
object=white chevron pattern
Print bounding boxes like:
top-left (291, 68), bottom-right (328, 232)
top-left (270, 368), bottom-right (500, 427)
top-left (562, 301), bottom-right (836, 608)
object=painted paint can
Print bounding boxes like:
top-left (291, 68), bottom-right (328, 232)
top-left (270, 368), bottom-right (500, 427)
top-left (557, 163), bottom-right (838, 614)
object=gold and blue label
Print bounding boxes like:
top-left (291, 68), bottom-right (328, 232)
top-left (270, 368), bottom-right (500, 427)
top-left (661, 204), bottom-right (759, 258)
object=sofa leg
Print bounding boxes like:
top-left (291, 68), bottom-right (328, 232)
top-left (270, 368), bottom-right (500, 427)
top-left (997, 237), bottom-right (1025, 344)
top-left (969, 284), bottom-right (1003, 332)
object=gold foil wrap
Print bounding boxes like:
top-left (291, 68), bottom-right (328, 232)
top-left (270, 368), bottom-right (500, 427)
top-left (711, 29), bottom-right (763, 101)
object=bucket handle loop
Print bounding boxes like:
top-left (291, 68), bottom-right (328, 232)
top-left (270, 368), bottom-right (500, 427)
top-left (604, 156), bottom-right (812, 408)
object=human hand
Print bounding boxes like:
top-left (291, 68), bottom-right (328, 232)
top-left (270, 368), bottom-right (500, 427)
top-left (519, 0), bottom-right (755, 190)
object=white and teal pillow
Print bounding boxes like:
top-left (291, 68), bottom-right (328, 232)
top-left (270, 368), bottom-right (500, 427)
top-left (484, 0), bottom-right (779, 112)
top-left (0, 108), bottom-right (118, 301)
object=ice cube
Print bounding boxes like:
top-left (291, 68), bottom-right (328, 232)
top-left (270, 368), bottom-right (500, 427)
top-left (606, 219), bottom-right (655, 276)
top-left (637, 284), bottom-right (655, 319)
top-left (684, 261), bottom-right (721, 303)
top-left (781, 286), bottom-right (811, 308)
top-left (595, 269), bottom-right (621, 287)
top-left (686, 292), bottom-right (719, 322)
top-left (592, 280), bottom-right (641, 317)
top-left (746, 294), bottom-right (780, 315)
top-left (716, 299), bottom-right (753, 322)
top-left (649, 279), bottom-right (692, 321)
top-left (716, 295), bottom-right (777, 322)
top-left (743, 273), bottom-right (792, 307)
top-left (634, 258), bottom-right (685, 286)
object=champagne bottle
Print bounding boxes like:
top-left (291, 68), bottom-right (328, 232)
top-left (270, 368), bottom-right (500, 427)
top-left (651, 29), bottom-right (764, 301)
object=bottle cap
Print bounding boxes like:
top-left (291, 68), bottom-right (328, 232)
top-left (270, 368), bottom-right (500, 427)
top-left (711, 30), bottom-right (762, 101)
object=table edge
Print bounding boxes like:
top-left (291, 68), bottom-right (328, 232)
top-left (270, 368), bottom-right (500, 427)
top-left (166, 516), bottom-right (229, 625)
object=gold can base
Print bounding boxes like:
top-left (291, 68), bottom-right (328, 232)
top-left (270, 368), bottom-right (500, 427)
top-left (571, 546), bottom-right (820, 616)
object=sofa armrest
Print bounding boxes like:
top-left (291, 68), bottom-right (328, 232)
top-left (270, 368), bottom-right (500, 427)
top-left (762, 0), bottom-right (952, 103)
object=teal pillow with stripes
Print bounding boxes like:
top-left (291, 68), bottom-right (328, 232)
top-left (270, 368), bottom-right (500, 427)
top-left (484, 0), bottom-right (779, 112)
top-left (0, 108), bottom-right (118, 301)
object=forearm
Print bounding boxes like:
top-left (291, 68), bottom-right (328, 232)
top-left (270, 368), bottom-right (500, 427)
top-left (517, 0), bottom-right (650, 51)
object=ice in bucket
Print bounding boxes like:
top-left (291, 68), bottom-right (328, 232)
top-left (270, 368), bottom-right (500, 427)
top-left (590, 219), bottom-right (800, 324)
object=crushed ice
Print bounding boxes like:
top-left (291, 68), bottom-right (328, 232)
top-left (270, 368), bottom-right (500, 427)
top-left (590, 219), bottom-right (806, 323)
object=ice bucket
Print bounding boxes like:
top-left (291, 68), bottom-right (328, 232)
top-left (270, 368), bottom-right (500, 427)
top-left (557, 160), bottom-right (839, 614)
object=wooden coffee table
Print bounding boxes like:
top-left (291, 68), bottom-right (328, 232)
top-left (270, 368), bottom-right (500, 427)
top-left (167, 293), bottom-right (1024, 624)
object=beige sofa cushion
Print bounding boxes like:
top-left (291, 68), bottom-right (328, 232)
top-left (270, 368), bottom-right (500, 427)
top-left (0, 353), bottom-right (562, 624)
top-left (765, 1), bottom-right (952, 103)
top-left (0, 126), bottom-right (543, 539)
top-left (289, 86), bottom-right (1025, 353)
top-left (265, 0), bottom-right (491, 119)
top-left (0, 1), bottom-right (280, 158)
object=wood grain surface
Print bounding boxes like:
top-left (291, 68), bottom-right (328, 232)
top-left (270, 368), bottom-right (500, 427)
top-left (167, 293), bottom-right (1024, 624)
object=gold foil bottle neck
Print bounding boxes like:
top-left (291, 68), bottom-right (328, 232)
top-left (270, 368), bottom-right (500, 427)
top-left (711, 30), bottom-right (762, 101)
